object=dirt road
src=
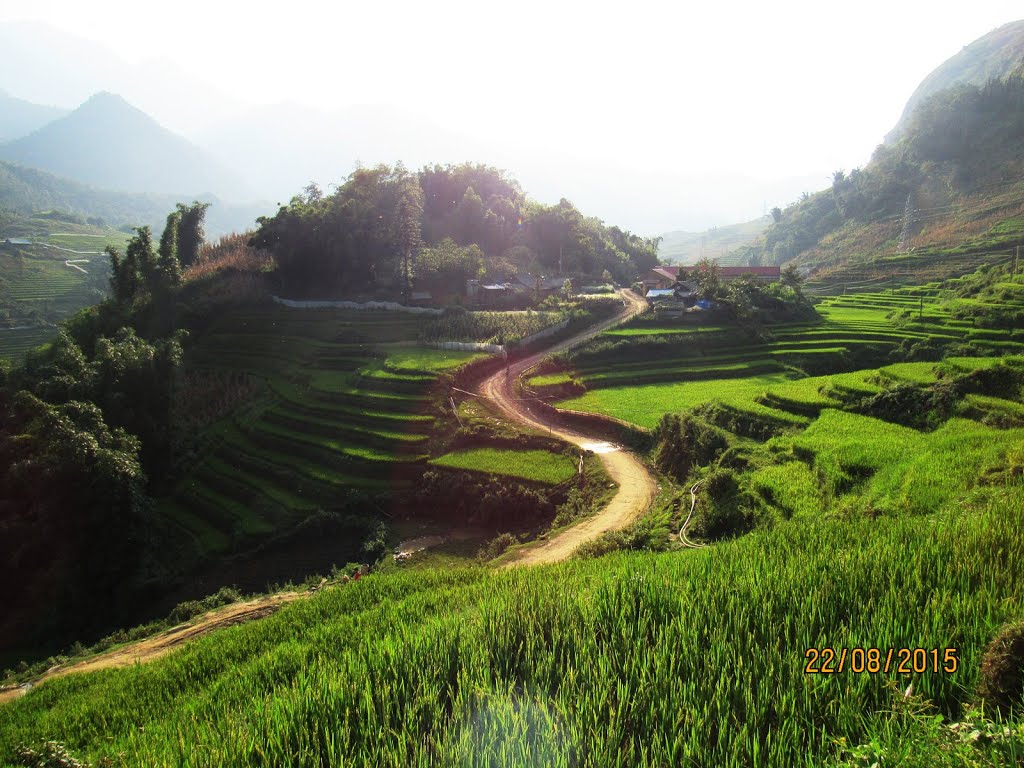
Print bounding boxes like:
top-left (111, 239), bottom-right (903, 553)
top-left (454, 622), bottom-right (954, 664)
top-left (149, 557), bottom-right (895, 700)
top-left (479, 290), bottom-right (658, 566)
top-left (0, 593), bottom-right (300, 705)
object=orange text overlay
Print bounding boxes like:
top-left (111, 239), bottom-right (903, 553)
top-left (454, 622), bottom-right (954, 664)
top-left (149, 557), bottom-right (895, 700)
top-left (804, 647), bottom-right (959, 675)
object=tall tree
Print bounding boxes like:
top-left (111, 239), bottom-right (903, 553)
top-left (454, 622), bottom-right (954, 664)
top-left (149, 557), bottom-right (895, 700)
top-left (176, 201), bottom-right (211, 269)
top-left (127, 226), bottom-right (158, 288)
top-left (158, 210), bottom-right (183, 287)
top-left (395, 178), bottom-right (424, 300)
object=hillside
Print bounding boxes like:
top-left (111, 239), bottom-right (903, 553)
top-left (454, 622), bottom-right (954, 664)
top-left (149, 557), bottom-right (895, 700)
top-left (0, 90), bottom-right (65, 143)
top-left (729, 25), bottom-right (1024, 290)
top-left (658, 217), bottom-right (769, 265)
top-left (887, 19), bottom-right (1024, 143)
top-left (2, 484), bottom-right (1022, 765)
top-left (0, 92), bottom-right (252, 200)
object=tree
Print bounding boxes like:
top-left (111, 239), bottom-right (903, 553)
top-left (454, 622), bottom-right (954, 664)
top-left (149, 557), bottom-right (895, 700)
top-left (157, 210), bottom-right (183, 288)
top-left (416, 238), bottom-right (485, 292)
top-left (394, 178), bottom-right (424, 301)
top-left (780, 264), bottom-right (804, 298)
top-left (693, 258), bottom-right (722, 300)
top-left (129, 226), bottom-right (158, 287)
top-left (176, 201), bottom-right (211, 269)
top-left (562, 277), bottom-right (576, 299)
top-left (770, 207), bottom-right (783, 223)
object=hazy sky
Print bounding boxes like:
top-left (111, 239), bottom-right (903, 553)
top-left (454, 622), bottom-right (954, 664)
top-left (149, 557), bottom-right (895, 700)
top-left (2, 1), bottom-right (1022, 230)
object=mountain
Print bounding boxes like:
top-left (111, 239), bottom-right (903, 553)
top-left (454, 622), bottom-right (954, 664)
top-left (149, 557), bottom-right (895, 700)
top-left (0, 92), bottom-right (253, 201)
top-left (657, 218), bottom-right (770, 265)
top-left (0, 90), bottom-right (66, 142)
top-left (731, 22), bottom-right (1024, 285)
top-left (887, 19), bottom-right (1024, 143)
top-left (0, 21), bottom-right (241, 135)
top-left (0, 159), bottom-right (269, 237)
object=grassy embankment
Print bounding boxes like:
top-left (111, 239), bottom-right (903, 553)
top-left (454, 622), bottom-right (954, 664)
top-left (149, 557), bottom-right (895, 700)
top-left (1, 483), bottom-right (1021, 766)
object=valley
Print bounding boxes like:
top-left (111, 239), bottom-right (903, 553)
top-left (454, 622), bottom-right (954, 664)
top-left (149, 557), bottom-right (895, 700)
top-left (2, 13), bottom-right (1024, 768)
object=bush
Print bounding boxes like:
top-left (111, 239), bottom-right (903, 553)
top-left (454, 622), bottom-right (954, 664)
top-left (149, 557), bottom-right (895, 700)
top-left (979, 619), bottom-right (1024, 714)
top-left (167, 586), bottom-right (243, 625)
top-left (692, 468), bottom-right (756, 540)
top-left (478, 532), bottom-right (518, 561)
top-left (653, 413), bottom-right (728, 481)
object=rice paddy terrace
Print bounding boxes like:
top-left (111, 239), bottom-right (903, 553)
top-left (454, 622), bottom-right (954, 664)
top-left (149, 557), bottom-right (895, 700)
top-left (2, 485), bottom-right (1022, 766)
top-left (531, 282), bottom-right (1024, 520)
top-left (544, 286), bottom-right (1024, 429)
top-left (161, 307), bottom-right (488, 558)
top-left (0, 231), bottom-right (123, 362)
top-left (159, 304), bottom-right (582, 560)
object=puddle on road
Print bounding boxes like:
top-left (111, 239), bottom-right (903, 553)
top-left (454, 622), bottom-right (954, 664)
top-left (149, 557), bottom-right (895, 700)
top-left (581, 441), bottom-right (620, 454)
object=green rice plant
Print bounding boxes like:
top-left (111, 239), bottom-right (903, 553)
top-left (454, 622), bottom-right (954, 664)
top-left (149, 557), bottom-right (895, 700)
top-left (430, 448), bottom-right (576, 484)
top-left (420, 310), bottom-right (563, 345)
top-left (2, 486), bottom-right (1023, 766)
top-left (559, 373), bottom-right (800, 429)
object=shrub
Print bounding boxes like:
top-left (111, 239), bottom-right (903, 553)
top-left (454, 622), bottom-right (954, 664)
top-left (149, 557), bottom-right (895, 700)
top-left (478, 532), bottom-right (518, 561)
top-left (692, 468), bottom-right (756, 540)
top-left (653, 413), bottom-right (728, 481)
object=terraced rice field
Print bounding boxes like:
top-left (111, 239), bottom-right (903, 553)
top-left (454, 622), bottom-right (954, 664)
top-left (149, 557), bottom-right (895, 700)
top-left (429, 447), bottom-right (577, 484)
top-left (163, 308), bottom-right (485, 555)
top-left (547, 288), bottom-right (1024, 428)
top-left (0, 244), bottom-right (110, 361)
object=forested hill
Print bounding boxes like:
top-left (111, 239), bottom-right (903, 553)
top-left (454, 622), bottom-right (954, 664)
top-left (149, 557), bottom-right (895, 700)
top-left (251, 163), bottom-right (660, 297)
top-left (733, 58), bottom-right (1024, 282)
top-left (887, 19), bottom-right (1024, 143)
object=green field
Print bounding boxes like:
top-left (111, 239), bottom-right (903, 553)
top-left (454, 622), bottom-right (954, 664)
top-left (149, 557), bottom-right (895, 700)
top-left (551, 286), bottom-right (1024, 430)
top-left (0, 234), bottom-right (118, 361)
top-left (430, 447), bottom-right (577, 484)
top-left (3, 484), bottom-right (1021, 766)
top-left (420, 310), bottom-right (564, 344)
top-left (161, 308), bottom-right (484, 557)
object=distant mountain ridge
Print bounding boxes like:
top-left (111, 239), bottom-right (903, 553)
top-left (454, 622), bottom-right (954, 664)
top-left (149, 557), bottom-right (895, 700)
top-left (0, 159), bottom-right (269, 237)
top-left (0, 89), bottom-right (66, 142)
top-left (658, 218), bottom-right (770, 266)
top-left (887, 19), bottom-right (1024, 143)
top-left (0, 92), bottom-right (253, 200)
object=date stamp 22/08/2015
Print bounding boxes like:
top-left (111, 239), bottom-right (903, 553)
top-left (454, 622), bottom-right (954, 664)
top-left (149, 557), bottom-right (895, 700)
top-left (804, 647), bottom-right (959, 675)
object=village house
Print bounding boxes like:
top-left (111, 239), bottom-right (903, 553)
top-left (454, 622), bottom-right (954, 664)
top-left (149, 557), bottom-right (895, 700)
top-left (645, 280), bottom-right (699, 307)
top-left (640, 266), bottom-right (680, 292)
top-left (514, 274), bottom-right (565, 298)
top-left (467, 279), bottom-right (513, 307)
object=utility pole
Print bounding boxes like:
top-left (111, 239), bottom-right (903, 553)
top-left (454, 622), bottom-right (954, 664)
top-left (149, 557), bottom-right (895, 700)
top-left (1014, 245), bottom-right (1019, 278)
top-left (919, 291), bottom-right (924, 322)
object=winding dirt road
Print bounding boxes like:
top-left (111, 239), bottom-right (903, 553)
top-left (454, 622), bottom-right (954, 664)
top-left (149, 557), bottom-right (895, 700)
top-left (479, 290), bottom-right (658, 566)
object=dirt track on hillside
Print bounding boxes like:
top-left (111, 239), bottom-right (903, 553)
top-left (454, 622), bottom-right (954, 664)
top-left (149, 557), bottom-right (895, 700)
top-left (0, 593), bottom-right (301, 705)
top-left (479, 290), bottom-right (658, 567)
